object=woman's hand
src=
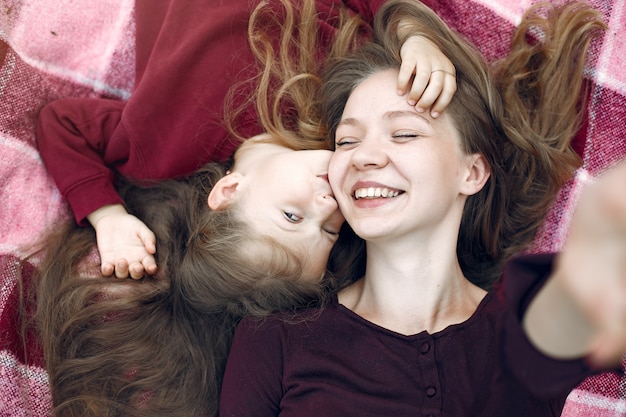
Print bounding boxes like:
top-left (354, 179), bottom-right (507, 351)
top-left (397, 35), bottom-right (456, 118)
top-left (554, 161), bottom-right (626, 367)
top-left (87, 204), bottom-right (158, 279)
top-left (523, 160), bottom-right (626, 368)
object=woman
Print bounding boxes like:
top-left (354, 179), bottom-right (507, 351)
top-left (35, 0), bottom-right (455, 280)
top-left (219, 1), bottom-right (610, 416)
top-left (30, 1), bottom-right (454, 416)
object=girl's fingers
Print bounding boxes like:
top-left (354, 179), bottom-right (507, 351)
top-left (139, 229), bottom-right (157, 254)
top-left (143, 256), bottom-right (158, 276)
top-left (425, 73), bottom-right (457, 118)
top-left (398, 63), bottom-right (429, 106)
top-left (399, 64), bottom-right (457, 117)
top-left (129, 262), bottom-right (146, 280)
top-left (413, 69), bottom-right (445, 112)
top-left (101, 262), bottom-right (115, 277)
top-left (396, 60), bottom-right (413, 94)
top-left (115, 258), bottom-right (130, 279)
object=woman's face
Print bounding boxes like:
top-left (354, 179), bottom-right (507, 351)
top-left (329, 69), bottom-right (482, 245)
top-left (233, 140), bottom-right (345, 280)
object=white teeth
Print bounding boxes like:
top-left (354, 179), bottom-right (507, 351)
top-left (354, 187), bottom-right (399, 199)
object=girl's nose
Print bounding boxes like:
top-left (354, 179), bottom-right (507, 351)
top-left (322, 203), bottom-right (345, 233)
top-left (317, 193), bottom-right (339, 217)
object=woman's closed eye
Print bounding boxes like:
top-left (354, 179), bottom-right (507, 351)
top-left (391, 132), bottom-right (420, 141)
top-left (335, 131), bottom-right (421, 148)
top-left (335, 137), bottom-right (359, 148)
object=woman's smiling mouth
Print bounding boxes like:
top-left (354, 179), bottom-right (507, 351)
top-left (354, 187), bottom-right (402, 199)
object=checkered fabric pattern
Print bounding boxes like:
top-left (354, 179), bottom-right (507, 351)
top-left (0, 0), bottom-right (624, 415)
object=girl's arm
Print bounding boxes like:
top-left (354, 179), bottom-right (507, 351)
top-left (37, 98), bottom-right (157, 278)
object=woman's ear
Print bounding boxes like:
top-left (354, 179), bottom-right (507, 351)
top-left (461, 154), bottom-right (490, 196)
top-left (207, 172), bottom-right (244, 210)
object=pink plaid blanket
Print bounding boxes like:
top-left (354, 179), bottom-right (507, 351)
top-left (0, 0), bottom-right (624, 415)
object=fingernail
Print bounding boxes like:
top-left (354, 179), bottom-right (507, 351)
top-left (397, 89), bottom-right (405, 95)
top-left (431, 111), bottom-right (439, 118)
top-left (415, 106), bottom-right (424, 113)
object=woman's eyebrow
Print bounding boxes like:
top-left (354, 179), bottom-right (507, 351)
top-left (338, 111), bottom-right (432, 127)
top-left (337, 117), bottom-right (359, 128)
top-left (384, 110), bottom-right (432, 125)
top-left (337, 110), bottom-right (432, 128)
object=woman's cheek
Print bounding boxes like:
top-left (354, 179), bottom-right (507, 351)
top-left (328, 154), bottom-right (344, 195)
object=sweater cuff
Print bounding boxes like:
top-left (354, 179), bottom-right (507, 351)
top-left (502, 253), bottom-right (595, 398)
top-left (64, 176), bottom-right (123, 226)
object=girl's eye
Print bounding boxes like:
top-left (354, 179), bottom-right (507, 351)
top-left (283, 212), bottom-right (302, 223)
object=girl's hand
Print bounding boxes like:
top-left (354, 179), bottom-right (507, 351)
top-left (87, 204), bottom-right (158, 279)
top-left (398, 35), bottom-right (456, 118)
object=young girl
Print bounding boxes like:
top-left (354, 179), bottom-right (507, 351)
top-left (219, 1), bottom-right (610, 416)
top-left (35, 0), bottom-right (455, 280)
top-left (31, 1), bottom-right (454, 416)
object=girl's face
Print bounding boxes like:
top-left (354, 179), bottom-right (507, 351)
top-left (229, 140), bottom-right (345, 280)
top-left (329, 69), bottom-right (487, 245)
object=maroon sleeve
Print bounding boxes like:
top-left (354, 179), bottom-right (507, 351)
top-left (220, 317), bottom-right (285, 417)
top-left (501, 253), bottom-right (598, 398)
top-left (123, 0), bottom-right (255, 166)
top-left (36, 98), bottom-right (128, 225)
top-left (37, 0), bottom-right (254, 225)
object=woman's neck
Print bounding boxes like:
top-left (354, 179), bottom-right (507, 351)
top-left (338, 238), bottom-right (487, 336)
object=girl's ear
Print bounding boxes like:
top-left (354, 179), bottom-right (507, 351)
top-left (461, 153), bottom-right (490, 196)
top-left (207, 172), bottom-right (244, 210)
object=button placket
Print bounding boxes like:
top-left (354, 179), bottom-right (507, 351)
top-left (416, 335), bottom-right (441, 417)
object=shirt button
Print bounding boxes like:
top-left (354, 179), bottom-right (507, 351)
top-left (426, 387), bottom-right (437, 397)
top-left (420, 342), bottom-right (430, 354)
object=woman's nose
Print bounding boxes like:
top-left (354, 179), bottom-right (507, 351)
top-left (350, 137), bottom-right (388, 170)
